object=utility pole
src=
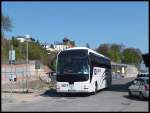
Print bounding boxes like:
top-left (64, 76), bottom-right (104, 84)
top-left (10, 45), bottom-right (13, 95)
top-left (25, 35), bottom-right (30, 92)
top-left (26, 39), bottom-right (28, 92)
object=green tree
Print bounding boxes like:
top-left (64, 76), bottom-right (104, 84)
top-left (1, 13), bottom-right (12, 62)
top-left (36, 40), bottom-right (40, 46)
top-left (11, 36), bottom-right (19, 47)
top-left (47, 51), bottom-right (58, 71)
top-left (50, 44), bottom-right (54, 48)
top-left (1, 13), bottom-right (12, 37)
top-left (96, 43), bottom-right (110, 57)
top-left (109, 44), bottom-right (122, 63)
top-left (28, 42), bottom-right (42, 60)
top-left (70, 41), bottom-right (75, 47)
top-left (122, 48), bottom-right (142, 66)
top-left (30, 37), bottom-right (35, 42)
top-left (1, 38), bottom-right (10, 62)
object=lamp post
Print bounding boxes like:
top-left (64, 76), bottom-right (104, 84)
top-left (25, 35), bottom-right (30, 92)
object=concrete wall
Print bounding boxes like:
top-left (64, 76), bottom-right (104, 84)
top-left (1, 64), bottom-right (52, 84)
top-left (125, 65), bottom-right (138, 78)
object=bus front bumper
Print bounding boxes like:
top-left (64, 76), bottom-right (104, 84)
top-left (56, 88), bottom-right (91, 93)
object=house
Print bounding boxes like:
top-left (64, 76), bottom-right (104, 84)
top-left (16, 36), bottom-right (32, 43)
top-left (111, 62), bottom-right (138, 78)
top-left (41, 38), bottom-right (75, 52)
top-left (53, 43), bottom-right (69, 51)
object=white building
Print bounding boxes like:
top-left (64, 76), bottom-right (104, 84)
top-left (16, 37), bottom-right (32, 43)
top-left (41, 40), bottom-right (74, 53)
top-left (42, 43), bottom-right (50, 49)
top-left (16, 37), bottom-right (26, 43)
top-left (43, 43), bottom-right (69, 52)
top-left (53, 44), bottom-right (69, 51)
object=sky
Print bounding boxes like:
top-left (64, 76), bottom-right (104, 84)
top-left (2, 2), bottom-right (149, 53)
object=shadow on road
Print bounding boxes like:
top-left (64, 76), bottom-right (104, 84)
top-left (40, 89), bottom-right (90, 98)
top-left (105, 80), bottom-right (133, 92)
top-left (40, 78), bottom-right (136, 97)
top-left (123, 95), bottom-right (148, 101)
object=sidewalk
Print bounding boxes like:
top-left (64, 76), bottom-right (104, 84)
top-left (2, 88), bottom-right (47, 103)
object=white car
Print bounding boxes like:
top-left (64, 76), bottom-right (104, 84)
top-left (128, 77), bottom-right (149, 100)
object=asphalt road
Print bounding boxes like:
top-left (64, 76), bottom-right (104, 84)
top-left (2, 77), bottom-right (149, 112)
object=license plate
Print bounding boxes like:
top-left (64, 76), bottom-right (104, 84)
top-left (68, 89), bottom-right (76, 92)
top-left (70, 84), bottom-right (74, 89)
top-left (61, 84), bottom-right (68, 87)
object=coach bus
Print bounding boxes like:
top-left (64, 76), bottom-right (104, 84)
top-left (56, 47), bottom-right (111, 94)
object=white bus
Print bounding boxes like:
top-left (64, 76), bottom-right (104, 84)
top-left (56, 47), bottom-right (111, 94)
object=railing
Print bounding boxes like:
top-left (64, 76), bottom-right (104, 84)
top-left (1, 70), bottom-right (51, 93)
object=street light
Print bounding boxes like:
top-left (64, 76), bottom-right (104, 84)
top-left (25, 34), bottom-right (30, 92)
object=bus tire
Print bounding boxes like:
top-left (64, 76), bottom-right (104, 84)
top-left (95, 82), bottom-right (98, 93)
top-left (91, 82), bottom-right (98, 95)
top-left (90, 83), bottom-right (97, 95)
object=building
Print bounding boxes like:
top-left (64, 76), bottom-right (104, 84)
top-left (16, 36), bottom-right (32, 43)
top-left (53, 44), bottom-right (69, 51)
top-left (41, 38), bottom-right (75, 52)
top-left (111, 62), bottom-right (138, 78)
top-left (16, 37), bottom-right (26, 43)
top-left (111, 62), bottom-right (127, 74)
top-left (41, 43), bottom-right (50, 49)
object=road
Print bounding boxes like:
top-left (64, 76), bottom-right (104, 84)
top-left (2, 77), bottom-right (149, 112)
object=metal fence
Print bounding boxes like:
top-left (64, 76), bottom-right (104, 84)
top-left (1, 62), bottom-right (52, 93)
top-left (1, 70), bottom-right (50, 92)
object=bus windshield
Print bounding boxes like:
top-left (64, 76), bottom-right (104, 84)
top-left (57, 50), bottom-right (89, 75)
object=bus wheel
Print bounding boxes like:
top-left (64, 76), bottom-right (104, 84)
top-left (95, 82), bottom-right (98, 93)
top-left (91, 83), bottom-right (98, 95)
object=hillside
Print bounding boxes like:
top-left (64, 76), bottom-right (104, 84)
top-left (1, 37), bottom-right (57, 70)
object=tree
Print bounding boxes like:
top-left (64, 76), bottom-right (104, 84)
top-left (86, 43), bottom-right (90, 48)
top-left (109, 44), bottom-right (122, 63)
top-left (70, 41), bottom-right (75, 47)
top-left (96, 43), bottom-right (110, 57)
top-left (63, 37), bottom-right (70, 45)
top-left (48, 51), bottom-right (58, 71)
top-left (30, 37), bottom-right (35, 42)
top-left (1, 38), bottom-right (10, 62)
top-left (122, 48), bottom-right (142, 66)
top-left (2, 13), bottom-right (12, 36)
top-left (50, 44), bottom-right (54, 48)
top-left (11, 36), bottom-right (19, 47)
top-left (36, 40), bottom-right (40, 45)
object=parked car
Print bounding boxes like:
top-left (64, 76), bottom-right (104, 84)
top-left (128, 77), bottom-right (149, 100)
top-left (137, 73), bottom-right (149, 78)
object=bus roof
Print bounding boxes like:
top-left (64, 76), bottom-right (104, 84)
top-left (62, 47), bottom-right (110, 60)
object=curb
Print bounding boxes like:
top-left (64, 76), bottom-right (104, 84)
top-left (2, 89), bottom-right (34, 93)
